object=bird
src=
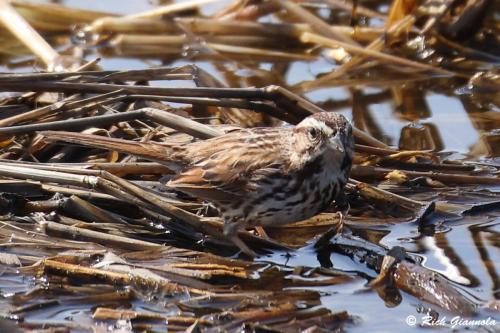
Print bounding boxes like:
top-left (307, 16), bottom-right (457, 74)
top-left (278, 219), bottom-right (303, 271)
top-left (41, 112), bottom-right (354, 257)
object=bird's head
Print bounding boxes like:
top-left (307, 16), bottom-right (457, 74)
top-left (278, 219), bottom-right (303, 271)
top-left (293, 112), bottom-right (354, 162)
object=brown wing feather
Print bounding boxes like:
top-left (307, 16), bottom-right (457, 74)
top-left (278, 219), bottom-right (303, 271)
top-left (168, 128), bottom-right (291, 203)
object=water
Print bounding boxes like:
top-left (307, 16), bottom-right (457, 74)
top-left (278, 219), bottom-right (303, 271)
top-left (0, 0), bottom-right (499, 332)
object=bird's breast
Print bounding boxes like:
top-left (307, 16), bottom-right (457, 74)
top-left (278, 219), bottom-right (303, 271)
top-left (226, 154), bottom-right (346, 227)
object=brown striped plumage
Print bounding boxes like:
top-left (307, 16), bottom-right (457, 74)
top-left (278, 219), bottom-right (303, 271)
top-left (42, 112), bottom-right (354, 257)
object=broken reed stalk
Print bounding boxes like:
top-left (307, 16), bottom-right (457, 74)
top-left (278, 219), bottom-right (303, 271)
top-left (315, 15), bottom-right (418, 81)
top-left (0, 0), bottom-right (59, 69)
top-left (10, 0), bottom-right (112, 28)
top-left (37, 259), bottom-right (212, 295)
top-left (348, 179), bottom-right (435, 220)
top-left (274, 0), bottom-right (356, 45)
top-left (300, 31), bottom-right (457, 77)
top-left (0, 160), bottom-right (222, 241)
top-left (0, 108), bottom-right (223, 139)
top-left (98, 171), bottom-right (224, 238)
top-left (42, 221), bottom-right (161, 250)
top-left (0, 78), bottom-right (387, 149)
top-left (0, 90), bottom-right (124, 127)
top-left (0, 81), bottom-right (268, 98)
top-left (127, 0), bottom-right (221, 19)
top-left (351, 165), bottom-right (500, 185)
top-left (41, 184), bottom-right (128, 203)
top-left (0, 66), bottom-right (193, 82)
top-left (0, 161), bottom-right (173, 177)
top-left (0, 164), bottom-right (99, 187)
top-left (89, 17), bottom-right (178, 35)
top-left (323, 0), bottom-right (384, 19)
top-left (62, 194), bottom-right (127, 225)
top-left (205, 42), bottom-right (316, 61)
top-left (176, 17), bottom-right (384, 43)
top-left (92, 308), bottom-right (210, 324)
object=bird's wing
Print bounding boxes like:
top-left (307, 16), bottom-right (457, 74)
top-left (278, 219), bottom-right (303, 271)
top-left (167, 128), bottom-right (289, 203)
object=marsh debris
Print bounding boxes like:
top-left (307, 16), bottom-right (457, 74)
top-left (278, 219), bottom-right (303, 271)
top-left (0, 0), bottom-right (499, 332)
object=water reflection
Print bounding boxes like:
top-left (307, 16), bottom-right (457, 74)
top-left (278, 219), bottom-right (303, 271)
top-left (0, 1), bottom-right (498, 332)
top-left (304, 85), bottom-right (490, 155)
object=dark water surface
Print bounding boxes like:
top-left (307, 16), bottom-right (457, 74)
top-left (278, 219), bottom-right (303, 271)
top-left (1, 0), bottom-right (499, 332)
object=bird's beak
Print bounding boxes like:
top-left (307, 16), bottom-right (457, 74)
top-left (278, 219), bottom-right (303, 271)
top-left (328, 134), bottom-right (344, 153)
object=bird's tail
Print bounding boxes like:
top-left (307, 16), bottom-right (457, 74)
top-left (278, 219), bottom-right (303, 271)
top-left (40, 131), bottom-right (187, 165)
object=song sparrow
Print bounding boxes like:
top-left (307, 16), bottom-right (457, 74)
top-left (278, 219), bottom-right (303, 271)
top-left (42, 112), bottom-right (354, 257)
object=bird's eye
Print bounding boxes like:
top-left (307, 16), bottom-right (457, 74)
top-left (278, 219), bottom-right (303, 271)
top-left (308, 127), bottom-right (318, 140)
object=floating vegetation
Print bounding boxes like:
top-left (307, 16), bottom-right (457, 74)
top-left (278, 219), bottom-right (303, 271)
top-left (0, 0), bottom-right (498, 332)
